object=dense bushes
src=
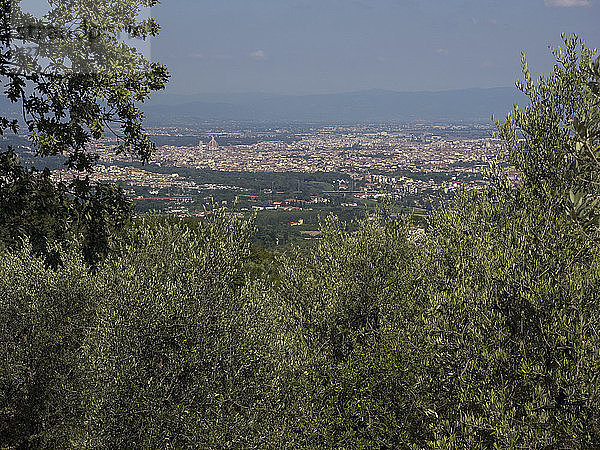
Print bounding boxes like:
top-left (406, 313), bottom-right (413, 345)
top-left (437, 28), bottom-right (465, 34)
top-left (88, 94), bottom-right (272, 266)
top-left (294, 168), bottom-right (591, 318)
top-left (81, 214), bottom-right (260, 447)
top-left (0, 150), bottom-right (132, 267)
top-left (245, 192), bottom-right (600, 447)
top-left (2, 198), bottom-right (600, 447)
top-left (0, 211), bottom-right (264, 447)
top-left (404, 192), bottom-right (600, 447)
top-left (249, 213), bottom-right (421, 448)
top-left (0, 243), bottom-right (97, 447)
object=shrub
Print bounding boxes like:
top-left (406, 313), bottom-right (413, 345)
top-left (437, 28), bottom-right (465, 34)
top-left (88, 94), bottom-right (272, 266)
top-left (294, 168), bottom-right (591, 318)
top-left (79, 211), bottom-right (272, 447)
top-left (0, 242), bottom-right (97, 447)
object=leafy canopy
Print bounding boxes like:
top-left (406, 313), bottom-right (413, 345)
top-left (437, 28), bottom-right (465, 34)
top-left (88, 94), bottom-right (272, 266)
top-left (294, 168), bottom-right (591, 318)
top-left (0, 0), bottom-right (169, 263)
top-left (496, 35), bottom-right (600, 216)
top-left (1, 0), bottom-right (168, 170)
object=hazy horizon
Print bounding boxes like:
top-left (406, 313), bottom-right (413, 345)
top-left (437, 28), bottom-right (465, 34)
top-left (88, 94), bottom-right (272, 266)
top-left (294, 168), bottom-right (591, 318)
top-left (151, 85), bottom-right (516, 97)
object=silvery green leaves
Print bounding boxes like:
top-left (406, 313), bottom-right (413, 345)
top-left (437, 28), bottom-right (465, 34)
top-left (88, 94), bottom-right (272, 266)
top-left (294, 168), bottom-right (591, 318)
top-left (566, 189), bottom-right (600, 232)
top-left (586, 55), bottom-right (600, 98)
top-left (496, 35), bottom-right (600, 199)
top-left (572, 56), bottom-right (600, 169)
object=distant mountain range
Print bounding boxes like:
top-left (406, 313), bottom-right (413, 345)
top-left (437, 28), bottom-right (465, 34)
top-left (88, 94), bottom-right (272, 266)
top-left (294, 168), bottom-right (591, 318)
top-left (144, 87), bottom-right (525, 123)
top-left (0, 87), bottom-right (525, 124)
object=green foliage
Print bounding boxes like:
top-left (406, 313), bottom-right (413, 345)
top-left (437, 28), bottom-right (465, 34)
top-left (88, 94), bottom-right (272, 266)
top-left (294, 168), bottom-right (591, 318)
top-left (2, 196), bottom-right (600, 447)
top-left (0, 211), bottom-right (269, 448)
top-left (248, 213), bottom-right (421, 447)
top-left (80, 212), bottom-right (261, 447)
top-left (408, 192), bottom-right (600, 447)
top-left (240, 191), bottom-right (600, 447)
top-left (0, 242), bottom-right (97, 447)
top-left (496, 34), bottom-right (600, 211)
top-left (0, 0), bottom-right (168, 264)
top-left (71, 176), bottom-right (132, 265)
top-left (2, 33), bottom-right (600, 448)
top-left (2, 0), bottom-right (169, 170)
top-left (0, 150), bottom-right (72, 262)
top-left (0, 150), bottom-right (131, 265)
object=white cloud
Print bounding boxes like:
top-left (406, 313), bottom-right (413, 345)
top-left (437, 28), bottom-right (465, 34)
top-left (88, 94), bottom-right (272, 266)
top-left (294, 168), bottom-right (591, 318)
top-left (436, 48), bottom-right (449, 55)
top-left (544, 0), bottom-right (591, 7)
top-left (250, 50), bottom-right (268, 60)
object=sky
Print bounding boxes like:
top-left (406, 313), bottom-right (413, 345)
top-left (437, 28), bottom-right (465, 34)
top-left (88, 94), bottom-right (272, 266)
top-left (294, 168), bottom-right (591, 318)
top-left (19, 0), bottom-right (600, 95)
top-left (146, 0), bottom-right (599, 95)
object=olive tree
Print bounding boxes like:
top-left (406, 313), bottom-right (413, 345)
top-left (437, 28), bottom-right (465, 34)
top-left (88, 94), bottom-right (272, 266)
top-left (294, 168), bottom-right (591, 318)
top-left (496, 34), bottom-right (600, 227)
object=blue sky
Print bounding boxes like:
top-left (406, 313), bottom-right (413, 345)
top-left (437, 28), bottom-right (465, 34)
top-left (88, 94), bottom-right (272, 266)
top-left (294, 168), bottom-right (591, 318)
top-left (148, 1), bottom-right (596, 94)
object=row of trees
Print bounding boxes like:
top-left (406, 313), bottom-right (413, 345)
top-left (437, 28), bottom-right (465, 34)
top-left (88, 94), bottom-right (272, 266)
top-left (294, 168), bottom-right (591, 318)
top-left (2, 1), bottom-right (600, 446)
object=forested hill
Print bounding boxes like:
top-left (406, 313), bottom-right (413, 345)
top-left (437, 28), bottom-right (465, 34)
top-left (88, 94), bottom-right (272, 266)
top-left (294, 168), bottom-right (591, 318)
top-left (145, 87), bottom-right (525, 123)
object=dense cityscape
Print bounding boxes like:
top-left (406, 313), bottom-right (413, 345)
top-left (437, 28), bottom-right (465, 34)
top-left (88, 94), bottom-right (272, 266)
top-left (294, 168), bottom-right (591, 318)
top-left (45, 123), bottom-right (505, 205)
top-left (19, 121), bottom-right (512, 245)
